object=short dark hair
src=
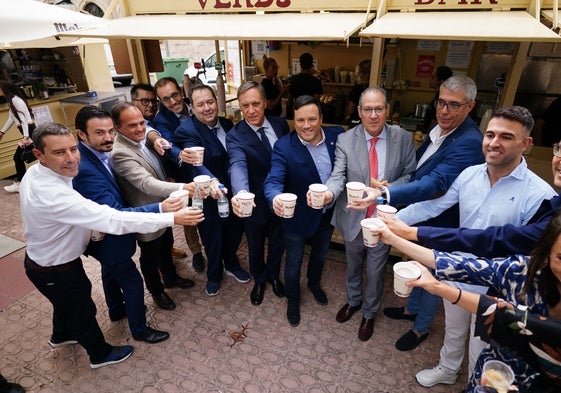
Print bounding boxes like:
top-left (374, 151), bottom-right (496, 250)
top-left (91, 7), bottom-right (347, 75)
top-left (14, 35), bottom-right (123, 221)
top-left (299, 53), bottom-right (314, 70)
top-left (153, 77), bottom-right (181, 98)
top-left (491, 106), bottom-right (534, 135)
top-left (110, 101), bottom-right (137, 126)
top-left (188, 83), bottom-right (216, 104)
top-left (293, 95), bottom-right (322, 117)
top-left (237, 80), bottom-right (266, 101)
top-left (32, 122), bottom-right (74, 153)
top-left (130, 83), bottom-right (155, 100)
top-left (75, 105), bottom-right (111, 136)
top-left (435, 66), bottom-right (453, 83)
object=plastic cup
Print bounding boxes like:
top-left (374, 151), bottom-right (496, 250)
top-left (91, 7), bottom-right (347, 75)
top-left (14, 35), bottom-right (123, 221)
top-left (482, 360), bottom-right (515, 393)
top-left (346, 181), bottom-right (366, 203)
top-left (193, 175), bottom-right (211, 196)
top-left (360, 218), bottom-right (383, 247)
top-left (170, 189), bottom-right (189, 209)
top-left (191, 146), bottom-right (205, 166)
top-left (278, 193), bottom-right (297, 218)
top-left (377, 204), bottom-right (397, 220)
top-left (309, 183), bottom-right (328, 209)
top-left (393, 262), bottom-right (422, 297)
top-left (237, 192), bottom-right (255, 217)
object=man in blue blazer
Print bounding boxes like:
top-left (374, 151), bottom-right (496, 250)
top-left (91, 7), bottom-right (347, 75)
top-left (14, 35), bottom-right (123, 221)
top-left (264, 95), bottom-right (344, 327)
top-left (72, 106), bottom-right (170, 344)
top-left (174, 84), bottom-right (249, 296)
top-left (227, 81), bottom-right (289, 306)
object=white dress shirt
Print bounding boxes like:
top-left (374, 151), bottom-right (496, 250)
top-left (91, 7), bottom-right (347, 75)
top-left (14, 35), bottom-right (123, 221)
top-left (20, 163), bottom-right (174, 266)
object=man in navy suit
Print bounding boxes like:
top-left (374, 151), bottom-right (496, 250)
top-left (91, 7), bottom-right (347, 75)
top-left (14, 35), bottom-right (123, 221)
top-left (174, 84), bottom-right (249, 296)
top-left (72, 106), bottom-right (171, 344)
top-left (264, 95), bottom-right (344, 326)
top-left (227, 81), bottom-right (289, 306)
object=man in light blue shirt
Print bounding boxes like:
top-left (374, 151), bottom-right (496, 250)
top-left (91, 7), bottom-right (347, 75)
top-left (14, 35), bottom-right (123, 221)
top-left (387, 106), bottom-right (556, 387)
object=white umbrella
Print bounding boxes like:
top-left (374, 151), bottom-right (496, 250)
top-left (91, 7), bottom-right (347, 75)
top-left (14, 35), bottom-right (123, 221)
top-left (2, 0), bottom-right (105, 45)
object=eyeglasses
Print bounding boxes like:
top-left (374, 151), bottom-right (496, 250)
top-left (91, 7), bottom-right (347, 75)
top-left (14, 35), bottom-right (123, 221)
top-left (553, 143), bottom-right (561, 157)
top-left (160, 91), bottom-right (182, 104)
top-left (360, 106), bottom-right (386, 116)
top-left (132, 98), bottom-right (158, 106)
top-left (434, 99), bottom-right (470, 113)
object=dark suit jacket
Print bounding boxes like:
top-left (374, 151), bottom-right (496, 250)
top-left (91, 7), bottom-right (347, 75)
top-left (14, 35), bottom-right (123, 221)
top-left (151, 105), bottom-right (189, 179)
top-left (416, 194), bottom-right (561, 257)
top-left (264, 126), bottom-right (344, 238)
top-left (73, 142), bottom-right (160, 261)
top-left (174, 115), bottom-right (234, 221)
top-left (227, 116), bottom-right (290, 225)
top-left (389, 116), bottom-right (485, 227)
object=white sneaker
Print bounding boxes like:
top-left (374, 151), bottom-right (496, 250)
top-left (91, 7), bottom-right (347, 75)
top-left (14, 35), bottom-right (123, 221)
top-left (4, 182), bottom-right (20, 193)
top-left (415, 364), bottom-right (457, 387)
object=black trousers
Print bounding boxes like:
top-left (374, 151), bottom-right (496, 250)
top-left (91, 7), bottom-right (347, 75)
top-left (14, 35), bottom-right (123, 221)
top-left (13, 145), bottom-right (26, 182)
top-left (137, 227), bottom-right (176, 295)
top-left (24, 257), bottom-right (112, 362)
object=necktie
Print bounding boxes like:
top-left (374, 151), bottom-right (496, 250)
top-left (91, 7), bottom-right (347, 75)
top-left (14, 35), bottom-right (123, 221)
top-left (257, 127), bottom-right (272, 155)
top-left (140, 142), bottom-right (167, 181)
top-left (100, 154), bottom-right (114, 179)
top-left (366, 137), bottom-right (379, 218)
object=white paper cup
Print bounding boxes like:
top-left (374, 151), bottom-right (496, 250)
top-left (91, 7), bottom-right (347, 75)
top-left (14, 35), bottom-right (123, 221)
top-left (346, 181), bottom-right (366, 203)
top-left (482, 360), bottom-right (515, 393)
top-left (170, 189), bottom-right (189, 209)
top-left (377, 204), bottom-right (397, 220)
top-left (361, 218), bottom-right (383, 247)
top-left (193, 175), bottom-right (211, 196)
top-left (237, 192), bottom-right (255, 217)
top-left (91, 230), bottom-right (105, 242)
top-left (191, 146), bottom-right (205, 166)
top-left (393, 262), bottom-right (422, 297)
top-left (278, 193), bottom-right (297, 218)
top-left (309, 183), bottom-right (328, 209)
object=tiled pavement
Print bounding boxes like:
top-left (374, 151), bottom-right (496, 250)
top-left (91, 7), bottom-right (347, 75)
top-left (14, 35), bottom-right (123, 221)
top-left (0, 177), bottom-right (467, 393)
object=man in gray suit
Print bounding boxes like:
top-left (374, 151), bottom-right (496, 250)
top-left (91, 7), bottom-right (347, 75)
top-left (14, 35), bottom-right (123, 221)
top-left (324, 86), bottom-right (416, 341)
top-left (110, 102), bottom-right (196, 311)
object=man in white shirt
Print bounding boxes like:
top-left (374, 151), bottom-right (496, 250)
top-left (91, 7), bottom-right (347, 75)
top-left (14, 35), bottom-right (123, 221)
top-left (20, 122), bottom-right (203, 369)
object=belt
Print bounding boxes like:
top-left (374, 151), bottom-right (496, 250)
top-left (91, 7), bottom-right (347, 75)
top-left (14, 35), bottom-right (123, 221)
top-left (24, 254), bottom-right (82, 273)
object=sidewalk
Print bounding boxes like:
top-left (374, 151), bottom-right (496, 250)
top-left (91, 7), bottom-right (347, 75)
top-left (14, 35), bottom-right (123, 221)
top-left (0, 176), bottom-right (467, 393)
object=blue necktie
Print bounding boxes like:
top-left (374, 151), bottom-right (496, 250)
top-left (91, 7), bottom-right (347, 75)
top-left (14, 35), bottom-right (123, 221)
top-left (257, 127), bottom-right (272, 155)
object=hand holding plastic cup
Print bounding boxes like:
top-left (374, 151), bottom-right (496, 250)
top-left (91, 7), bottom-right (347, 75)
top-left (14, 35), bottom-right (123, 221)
top-left (278, 193), bottom-right (297, 218)
top-left (189, 146), bottom-right (205, 166)
top-left (393, 261), bottom-right (422, 297)
top-left (309, 183), bottom-right (328, 209)
top-left (346, 181), bottom-right (366, 204)
top-left (170, 189), bottom-right (189, 209)
top-left (482, 360), bottom-right (515, 393)
top-left (236, 191), bottom-right (255, 217)
top-left (360, 217), bottom-right (383, 247)
top-left (377, 204), bottom-right (397, 220)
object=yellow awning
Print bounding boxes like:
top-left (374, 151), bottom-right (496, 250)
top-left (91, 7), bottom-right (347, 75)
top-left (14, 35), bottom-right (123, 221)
top-left (60, 12), bottom-right (374, 42)
top-left (360, 11), bottom-right (560, 42)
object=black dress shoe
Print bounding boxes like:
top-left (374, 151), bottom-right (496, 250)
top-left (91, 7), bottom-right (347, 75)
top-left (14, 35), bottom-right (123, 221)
top-left (192, 252), bottom-right (205, 272)
top-left (250, 282), bottom-right (265, 305)
top-left (268, 278), bottom-right (285, 297)
top-left (336, 302), bottom-right (362, 323)
top-left (383, 306), bottom-right (417, 321)
top-left (0, 374), bottom-right (25, 393)
top-left (358, 317), bottom-right (375, 341)
top-left (164, 276), bottom-right (195, 289)
top-left (152, 292), bottom-right (176, 310)
top-left (395, 329), bottom-right (428, 351)
top-left (307, 285), bottom-right (328, 305)
top-left (133, 327), bottom-right (170, 344)
top-left (287, 302), bottom-right (300, 327)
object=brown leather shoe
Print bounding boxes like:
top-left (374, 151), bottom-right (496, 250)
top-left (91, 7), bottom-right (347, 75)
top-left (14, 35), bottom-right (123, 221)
top-left (336, 302), bottom-right (362, 323)
top-left (358, 317), bottom-right (375, 341)
top-left (171, 247), bottom-right (187, 258)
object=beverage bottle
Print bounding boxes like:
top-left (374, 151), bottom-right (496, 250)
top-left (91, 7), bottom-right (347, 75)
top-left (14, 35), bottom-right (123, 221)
top-left (192, 185), bottom-right (204, 210)
top-left (217, 184), bottom-right (229, 218)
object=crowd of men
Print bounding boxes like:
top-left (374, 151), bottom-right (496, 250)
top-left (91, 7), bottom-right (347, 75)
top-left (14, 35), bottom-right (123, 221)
top-left (10, 70), bottom-right (559, 393)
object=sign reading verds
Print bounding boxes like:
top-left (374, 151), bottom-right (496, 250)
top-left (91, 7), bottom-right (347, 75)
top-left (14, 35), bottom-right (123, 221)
top-left (54, 22), bottom-right (87, 32)
top-left (198, 0), bottom-right (291, 8)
